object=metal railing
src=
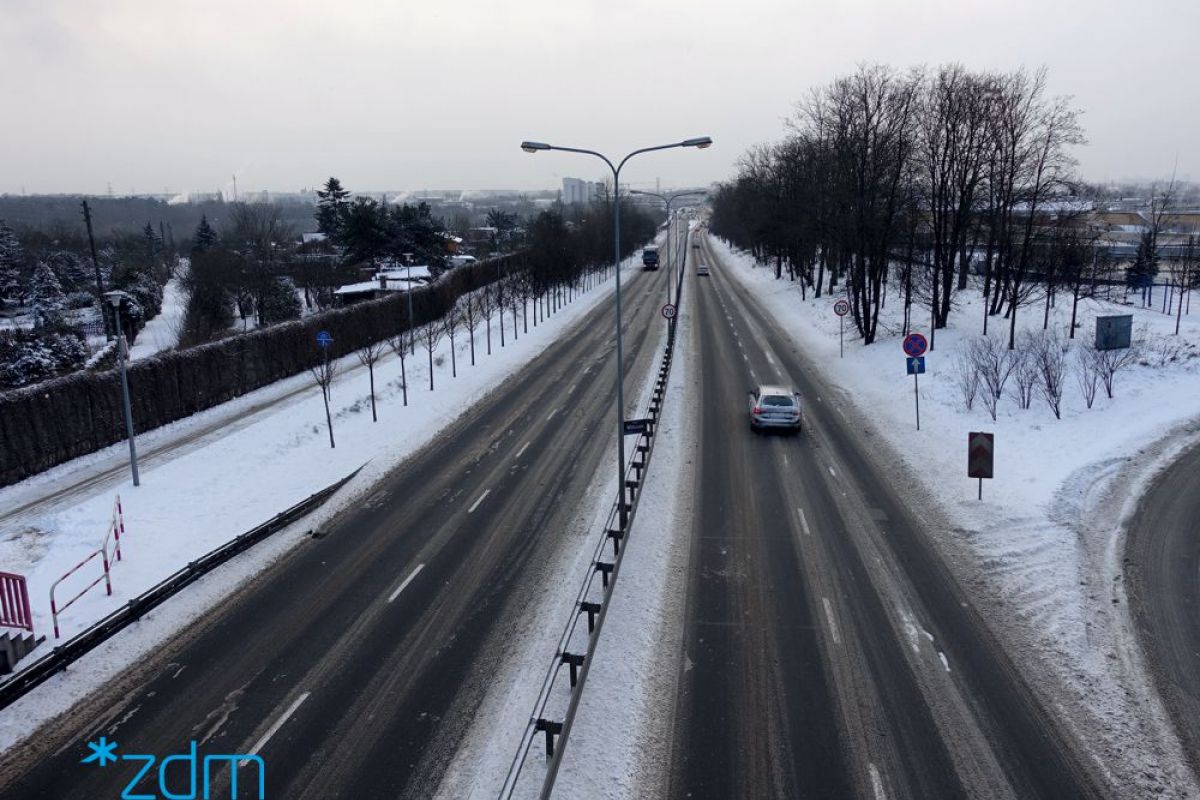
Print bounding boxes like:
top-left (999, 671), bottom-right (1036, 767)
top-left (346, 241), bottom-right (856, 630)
top-left (0, 572), bottom-right (33, 632)
top-left (0, 470), bottom-right (358, 711)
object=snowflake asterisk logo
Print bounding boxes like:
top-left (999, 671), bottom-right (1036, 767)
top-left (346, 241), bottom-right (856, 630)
top-left (81, 737), bottom-right (119, 767)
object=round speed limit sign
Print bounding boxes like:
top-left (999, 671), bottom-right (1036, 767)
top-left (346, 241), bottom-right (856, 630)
top-left (833, 299), bottom-right (850, 317)
top-left (661, 303), bottom-right (677, 320)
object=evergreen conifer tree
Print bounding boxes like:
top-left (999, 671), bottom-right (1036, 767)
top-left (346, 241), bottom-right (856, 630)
top-left (30, 261), bottom-right (67, 326)
top-left (192, 215), bottom-right (219, 254)
top-left (0, 220), bottom-right (23, 306)
top-left (316, 177), bottom-right (351, 242)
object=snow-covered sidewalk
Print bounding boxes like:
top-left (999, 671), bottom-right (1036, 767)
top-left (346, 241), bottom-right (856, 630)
top-left (711, 237), bottom-right (1200, 797)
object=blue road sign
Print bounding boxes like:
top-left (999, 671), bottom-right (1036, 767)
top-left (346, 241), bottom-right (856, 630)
top-left (906, 356), bottom-right (926, 375)
top-left (316, 330), bottom-right (333, 349)
top-left (902, 333), bottom-right (928, 358)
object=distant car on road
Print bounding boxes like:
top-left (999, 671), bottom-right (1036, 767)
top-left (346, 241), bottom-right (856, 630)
top-left (696, 264), bottom-right (710, 276)
top-left (642, 246), bottom-right (660, 270)
top-left (748, 384), bottom-right (802, 433)
top-left (692, 240), bottom-right (701, 248)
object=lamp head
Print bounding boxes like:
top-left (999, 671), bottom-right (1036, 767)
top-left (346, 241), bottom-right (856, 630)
top-left (682, 136), bottom-right (713, 149)
top-left (521, 141), bottom-right (551, 153)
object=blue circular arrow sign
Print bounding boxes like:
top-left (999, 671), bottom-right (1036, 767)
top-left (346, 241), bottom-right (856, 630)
top-left (316, 330), bottom-right (333, 349)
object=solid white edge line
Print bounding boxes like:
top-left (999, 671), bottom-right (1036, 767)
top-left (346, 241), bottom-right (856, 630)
top-left (515, 441), bottom-right (531, 460)
top-left (387, 563), bottom-right (426, 603)
top-left (241, 692), bottom-right (310, 764)
top-left (798, 507), bottom-right (812, 536)
top-left (468, 489), bottom-right (490, 514)
top-left (822, 597), bottom-right (842, 645)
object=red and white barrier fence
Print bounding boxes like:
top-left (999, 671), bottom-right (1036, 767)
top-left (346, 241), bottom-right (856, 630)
top-left (0, 572), bottom-right (33, 632)
top-left (49, 496), bottom-right (127, 639)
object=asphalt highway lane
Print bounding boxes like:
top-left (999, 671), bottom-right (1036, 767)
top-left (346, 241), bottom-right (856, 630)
top-left (666, 235), bottom-right (1105, 799)
top-left (0, 265), bottom-right (669, 799)
top-left (1126, 441), bottom-right (1200, 776)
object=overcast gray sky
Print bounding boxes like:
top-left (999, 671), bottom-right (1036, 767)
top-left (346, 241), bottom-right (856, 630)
top-left (1, 0), bottom-right (1196, 196)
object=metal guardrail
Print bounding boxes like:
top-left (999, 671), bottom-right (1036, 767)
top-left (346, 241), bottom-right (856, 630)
top-left (500, 232), bottom-right (688, 798)
top-left (0, 469), bottom-right (360, 711)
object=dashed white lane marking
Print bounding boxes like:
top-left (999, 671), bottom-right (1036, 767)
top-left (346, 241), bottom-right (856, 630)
top-left (515, 441), bottom-right (531, 459)
top-left (546, 408), bottom-right (559, 421)
top-left (822, 597), bottom-right (842, 645)
top-left (468, 489), bottom-right (490, 514)
top-left (387, 563), bottom-right (425, 603)
top-left (798, 508), bottom-right (812, 536)
top-left (869, 763), bottom-right (888, 800)
top-left (938, 651), bottom-right (951, 672)
top-left (782, 452), bottom-right (789, 466)
top-left (566, 383), bottom-right (576, 394)
top-left (828, 466), bottom-right (837, 478)
top-left (242, 692), bottom-right (310, 765)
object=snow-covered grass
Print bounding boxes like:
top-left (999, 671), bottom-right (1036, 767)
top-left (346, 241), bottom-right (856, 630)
top-left (711, 237), bottom-right (1200, 796)
top-left (0, 260), bottom-right (647, 756)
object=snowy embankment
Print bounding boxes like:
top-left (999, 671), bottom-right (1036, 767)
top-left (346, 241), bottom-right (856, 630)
top-left (0, 257), bottom-right (645, 754)
top-left (711, 237), bottom-right (1200, 796)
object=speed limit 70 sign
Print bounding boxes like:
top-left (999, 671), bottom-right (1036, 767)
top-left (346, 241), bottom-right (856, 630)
top-left (833, 299), bottom-right (850, 317)
top-left (661, 304), bottom-right (677, 320)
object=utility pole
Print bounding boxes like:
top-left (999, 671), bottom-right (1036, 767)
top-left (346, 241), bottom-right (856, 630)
top-left (81, 199), bottom-right (111, 339)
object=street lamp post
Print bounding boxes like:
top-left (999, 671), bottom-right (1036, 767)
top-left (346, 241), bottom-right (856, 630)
top-left (629, 189), bottom-right (706, 307)
top-left (520, 137), bottom-right (711, 531)
top-left (104, 291), bottom-right (140, 487)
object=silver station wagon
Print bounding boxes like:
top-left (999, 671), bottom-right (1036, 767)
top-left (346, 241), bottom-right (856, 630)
top-left (748, 384), bottom-right (802, 433)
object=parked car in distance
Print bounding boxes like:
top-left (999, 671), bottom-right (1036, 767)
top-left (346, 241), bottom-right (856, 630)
top-left (748, 384), bottom-right (802, 433)
top-left (697, 264), bottom-right (710, 276)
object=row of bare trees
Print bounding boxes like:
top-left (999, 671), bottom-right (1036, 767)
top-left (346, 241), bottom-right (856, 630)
top-left (311, 235), bottom-right (626, 447)
top-left (952, 330), bottom-right (1139, 421)
top-left (710, 63), bottom-right (1089, 349)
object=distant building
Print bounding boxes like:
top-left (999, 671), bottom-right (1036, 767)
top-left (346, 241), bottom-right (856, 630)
top-left (562, 177), bottom-right (603, 205)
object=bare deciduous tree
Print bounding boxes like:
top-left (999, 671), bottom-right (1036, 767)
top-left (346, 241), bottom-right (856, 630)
top-left (387, 333), bottom-right (408, 407)
top-left (1075, 345), bottom-right (1100, 409)
top-left (1095, 343), bottom-right (1138, 399)
top-left (1033, 330), bottom-right (1069, 419)
top-left (309, 356), bottom-right (338, 448)
top-left (355, 339), bottom-right (386, 422)
top-left (952, 350), bottom-right (981, 411)
top-left (421, 319), bottom-right (444, 391)
top-left (443, 300), bottom-right (461, 378)
top-left (460, 292), bottom-right (481, 366)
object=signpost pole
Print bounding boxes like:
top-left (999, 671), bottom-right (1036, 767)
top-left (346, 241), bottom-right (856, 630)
top-left (840, 317), bottom-right (844, 358)
top-left (914, 371), bottom-right (920, 431)
top-left (978, 477), bottom-right (982, 501)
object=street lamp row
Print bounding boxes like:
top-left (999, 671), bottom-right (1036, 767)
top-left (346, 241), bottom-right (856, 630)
top-left (519, 135), bottom-right (712, 533)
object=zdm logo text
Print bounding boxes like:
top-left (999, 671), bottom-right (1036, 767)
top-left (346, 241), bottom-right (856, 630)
top-left (81, 737), bottom-right (265, 799)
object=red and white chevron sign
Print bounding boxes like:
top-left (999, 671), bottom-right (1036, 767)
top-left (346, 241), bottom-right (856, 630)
top-left (968, 432), bottom-right (994, 479)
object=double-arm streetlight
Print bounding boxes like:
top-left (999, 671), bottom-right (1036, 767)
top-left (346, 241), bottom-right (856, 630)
top-left (520, 137), bottom-right (711, 530)
top-left (629, 189), bottom-right (707, 307)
